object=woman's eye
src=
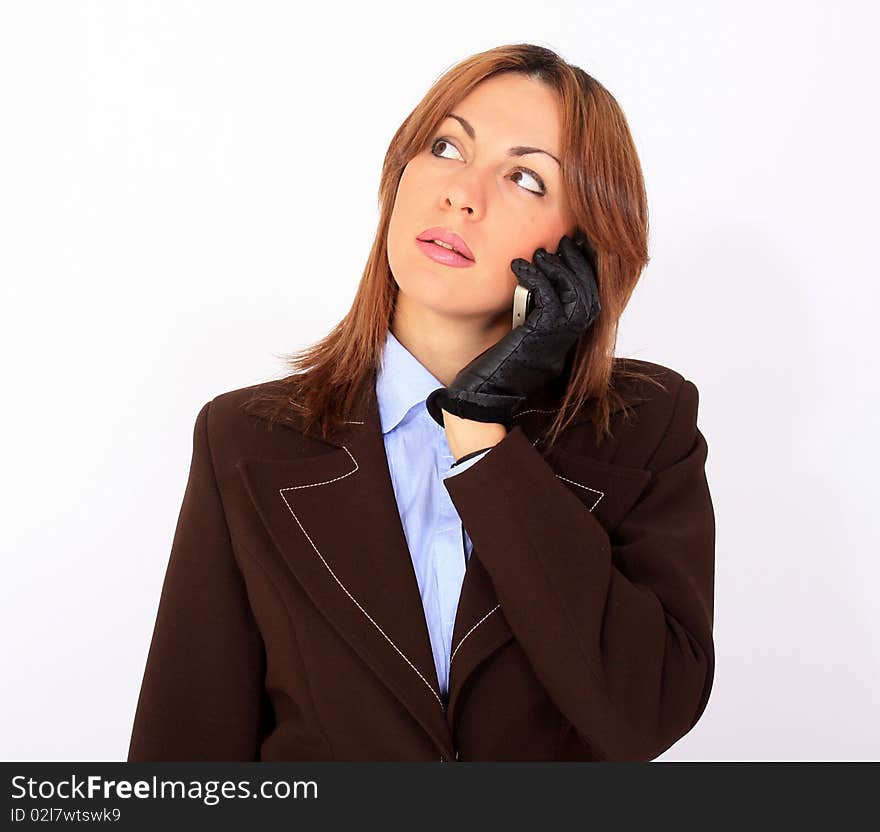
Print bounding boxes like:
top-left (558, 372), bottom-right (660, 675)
top-left (509, 167), bottom-right (546, 197)
top-left (429, 137), bottom-right (546, 197)
top-left (430, 137), bottom-right (463, 161)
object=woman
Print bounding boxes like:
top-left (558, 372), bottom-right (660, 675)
top-left (127, 43), bottom-right (715, 762)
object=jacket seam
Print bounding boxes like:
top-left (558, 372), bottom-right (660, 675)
top-left (203, 400), bottom-right (265, 601)
top-left (203, 399), bottom-right (241, 570)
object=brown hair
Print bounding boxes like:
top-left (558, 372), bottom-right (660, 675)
top-left (245, 43), bottom-right (667, 450)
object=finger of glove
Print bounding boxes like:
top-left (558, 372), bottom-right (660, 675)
top-left (529, 248), bottom-right (567, 297)
top-left (535, 250), bottom-right (579, 310)
top-left (510, 258), bottom-right (562, 319)
top-left (538, 249), bottom-right (586, 327)
top-left (569, 230), bottom-right (599, 274)
top-left (530, 250), bottom-right (588, 326)
top-left (557, 236), bottom-right (601, 324)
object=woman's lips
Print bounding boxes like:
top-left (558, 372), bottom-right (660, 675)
top-left (415, 238), bottom-right (476, 268)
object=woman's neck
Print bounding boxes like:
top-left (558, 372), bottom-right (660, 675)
top-left (389, 306), bottom-right (510, 388)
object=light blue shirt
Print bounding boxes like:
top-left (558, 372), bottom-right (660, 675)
top-left (376, 330), bottom-right (493, 702)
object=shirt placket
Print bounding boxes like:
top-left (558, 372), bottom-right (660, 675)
top-left (435, 447), bottom-right (468, 697)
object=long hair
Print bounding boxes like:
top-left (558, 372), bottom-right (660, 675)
top-left (245, 43), bottom-right (667, 450)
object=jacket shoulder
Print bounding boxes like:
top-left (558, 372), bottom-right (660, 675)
top-left (611, 356), bottom-right (688, 408)
top-left (614, 355), bottom-right (685, 382)
top-left (601, 358), bottom-right (700, 467)
top-left (198, 378), bottom-right (296, 445)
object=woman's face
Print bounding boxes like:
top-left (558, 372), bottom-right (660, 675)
top-left (387, 73), bottom-right (578, 327)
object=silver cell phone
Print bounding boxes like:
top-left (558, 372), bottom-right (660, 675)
top-left (512, 284), bottom-right (534, 329)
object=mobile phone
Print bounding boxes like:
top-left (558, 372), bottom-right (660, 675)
top-left (512, 284), bottom-right (534, 329)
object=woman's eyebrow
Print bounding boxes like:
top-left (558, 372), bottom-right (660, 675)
top-left (446, 112), bottom-right (560, 166)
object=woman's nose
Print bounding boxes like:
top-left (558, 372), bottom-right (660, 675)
top-left (442, 173), bottom-right (485, 215)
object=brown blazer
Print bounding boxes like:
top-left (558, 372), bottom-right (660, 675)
top-left (127, 360), bottom-right (715, 762)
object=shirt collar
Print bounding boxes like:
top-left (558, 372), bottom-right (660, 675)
top-left (376, 330), bottom-right (446, 435)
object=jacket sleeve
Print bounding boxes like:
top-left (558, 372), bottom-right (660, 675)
top-left (127, 400), bottom-right (266, 761)
top-left (442, 378), bottom-right (715, 761)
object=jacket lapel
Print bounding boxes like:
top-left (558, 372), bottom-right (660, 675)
top-left (237, 391), bottom-right (455, 758)
top-left (237, 373), bottom-right (652, 754)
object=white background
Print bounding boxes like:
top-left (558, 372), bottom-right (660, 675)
top-left (1, 0), bottom-right (877, 761)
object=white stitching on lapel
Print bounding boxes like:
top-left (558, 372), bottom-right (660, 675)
top-left (450, 603), bottom-right (501, 665)
top-left (553, 475), bottom-right (604, 512)
top-left (278, 441), bottom-right (444, 708)
top-left (527, 424), bottom-right (605, 512)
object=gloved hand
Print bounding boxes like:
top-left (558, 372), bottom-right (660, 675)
top-left (425, 230), bottom-right (601, 428)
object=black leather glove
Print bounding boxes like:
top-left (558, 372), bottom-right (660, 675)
top-left (426, 230), bottom-right (601, 428)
